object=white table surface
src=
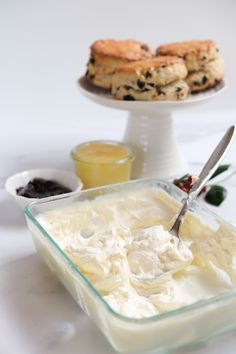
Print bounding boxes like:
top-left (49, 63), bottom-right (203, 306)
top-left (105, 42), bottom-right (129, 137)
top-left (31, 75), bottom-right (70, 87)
top-left (1, 108), bottom-right (236, 354)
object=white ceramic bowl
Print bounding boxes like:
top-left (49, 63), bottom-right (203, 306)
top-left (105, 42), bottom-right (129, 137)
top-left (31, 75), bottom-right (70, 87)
top-left (5, 168), bottom-right (83, 209)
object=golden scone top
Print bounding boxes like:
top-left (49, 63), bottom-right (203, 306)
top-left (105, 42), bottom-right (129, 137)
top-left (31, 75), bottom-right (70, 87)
top-left (156, 40), bottom-right (217, 58)
top-left (115, 56), bottom-right (185, 74)
top-left (91, 39), bottom-right (152, 61)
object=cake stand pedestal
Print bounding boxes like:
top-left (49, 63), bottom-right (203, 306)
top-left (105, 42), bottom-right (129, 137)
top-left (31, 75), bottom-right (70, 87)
top-left (78, 77), bottom-right (226, 179)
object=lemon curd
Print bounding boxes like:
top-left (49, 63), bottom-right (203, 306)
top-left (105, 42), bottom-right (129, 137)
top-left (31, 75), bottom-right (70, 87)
top-left (71, 141), bottom-right (135, 189)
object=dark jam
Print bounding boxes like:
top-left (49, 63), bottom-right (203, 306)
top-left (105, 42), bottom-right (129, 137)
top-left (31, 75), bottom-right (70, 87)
top-left (16, 178), bottom-right (72, 199)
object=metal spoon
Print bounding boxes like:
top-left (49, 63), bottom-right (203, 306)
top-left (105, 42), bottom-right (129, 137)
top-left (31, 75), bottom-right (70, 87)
top-left (130, 125), bottom-right (235, 285)
top-left (170, 125), bottom-right (235, 239)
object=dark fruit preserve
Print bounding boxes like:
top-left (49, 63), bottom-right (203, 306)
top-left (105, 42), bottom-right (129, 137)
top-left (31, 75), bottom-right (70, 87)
top-left (16, 178), bottom-right (72, 198)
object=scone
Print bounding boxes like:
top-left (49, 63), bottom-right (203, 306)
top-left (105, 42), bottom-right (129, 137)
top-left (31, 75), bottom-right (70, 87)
top-left (186, 56), bottom-right (224, 92)
top-left (111, 56), bottom-right (189, 101)
top-left (86, 39), bottom-right (153, 89)
top-left (156, 40), bottom-right (219, 72)
top-left (156, 40), bottom-right (224, 93)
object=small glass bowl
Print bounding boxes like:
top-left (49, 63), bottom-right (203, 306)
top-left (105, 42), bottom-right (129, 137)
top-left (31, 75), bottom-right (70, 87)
top-left (71, 140), bottom-right (135, 189)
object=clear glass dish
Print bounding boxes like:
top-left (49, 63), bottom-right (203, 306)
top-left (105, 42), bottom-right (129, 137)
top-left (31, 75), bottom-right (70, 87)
top-left (71, 140), bottom-right (135, 189)
top-left (24, 179), bottom-right (236, 354)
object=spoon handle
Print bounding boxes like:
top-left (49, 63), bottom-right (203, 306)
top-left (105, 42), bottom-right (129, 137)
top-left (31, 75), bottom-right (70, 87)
top-left (189, 125), bottom-right (235, 201)
top-left (171, 125), bottom-right (235, 237)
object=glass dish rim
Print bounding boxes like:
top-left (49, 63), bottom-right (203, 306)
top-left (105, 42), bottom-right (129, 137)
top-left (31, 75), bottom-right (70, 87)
top-left (71, 140), bottom-right (135, 165)
top-left (24, 178), bottom-right (236, 324)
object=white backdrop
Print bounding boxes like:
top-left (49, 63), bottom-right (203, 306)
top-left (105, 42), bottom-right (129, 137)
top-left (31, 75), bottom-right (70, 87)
top-left (1, 0), bottom-right (236, 130)
top-left (2, 3), bottom-right (236, 354)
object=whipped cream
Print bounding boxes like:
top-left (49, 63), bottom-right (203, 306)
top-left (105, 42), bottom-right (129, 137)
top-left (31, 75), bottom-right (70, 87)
top-left (38, 187), bottom-right (236, 318)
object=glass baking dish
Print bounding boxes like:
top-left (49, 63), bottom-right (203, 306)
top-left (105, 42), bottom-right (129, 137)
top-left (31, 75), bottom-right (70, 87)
top-left (24, 178), bottom-right (236, 354)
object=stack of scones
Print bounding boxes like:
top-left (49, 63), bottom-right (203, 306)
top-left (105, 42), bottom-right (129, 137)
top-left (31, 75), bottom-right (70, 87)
top-left (85, 39), bottom-right (224, 101)
top-left (156, 40), bottom-right (224, 93)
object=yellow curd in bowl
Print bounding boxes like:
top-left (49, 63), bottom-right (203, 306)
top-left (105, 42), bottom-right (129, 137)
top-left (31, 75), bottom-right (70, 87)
top-left (71, 141), bottom-right (135, 189)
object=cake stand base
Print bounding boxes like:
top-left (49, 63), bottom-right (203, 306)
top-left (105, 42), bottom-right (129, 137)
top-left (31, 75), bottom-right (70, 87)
top-left (124, 111), bottom-right (188, 179)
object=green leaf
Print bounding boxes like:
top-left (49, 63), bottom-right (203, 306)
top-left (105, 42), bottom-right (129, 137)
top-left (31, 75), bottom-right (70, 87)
top-left (210, 164), bottom-right (230, 180)
top-left (204, 185), bottom-right (227, 206)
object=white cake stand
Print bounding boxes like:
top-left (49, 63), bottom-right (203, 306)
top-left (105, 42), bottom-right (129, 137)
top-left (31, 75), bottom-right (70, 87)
top-left (78, 77), bottom-right (226, 179)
